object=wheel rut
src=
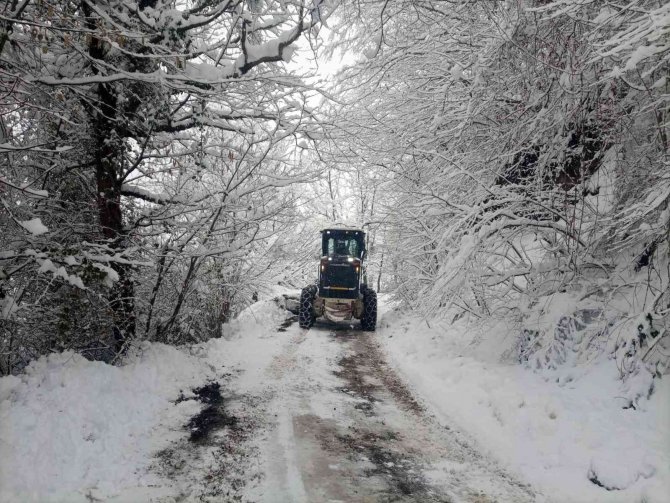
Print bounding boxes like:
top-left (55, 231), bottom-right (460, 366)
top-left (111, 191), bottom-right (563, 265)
top-left (287, 326), bottom-right (535, 503)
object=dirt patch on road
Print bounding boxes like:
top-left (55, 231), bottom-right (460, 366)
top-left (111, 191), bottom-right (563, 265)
top-left (335, 332), bottom-right (423, 415)
top-left (154, 380), bottom-right (264, 501)
top-left (294, 414), bottom-right (446, 502)
top-left (336, 427), bottom-right (434, 499)
top-left (185, 382), bottom-right (239, 443)
top-left (334, 352), bottom-right (381, 415)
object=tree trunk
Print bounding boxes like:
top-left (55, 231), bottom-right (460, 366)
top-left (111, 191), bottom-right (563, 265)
top-left (85, 4), bottom-right (136, 352)
top-left (94, 115), bottom-right (136, 352)
top-left (377, 250), bottom-right (384, 293)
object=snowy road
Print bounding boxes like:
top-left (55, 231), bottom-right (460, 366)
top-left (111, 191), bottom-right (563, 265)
top-left (4, 298), bottom-right (666, 503)
top-left (2, 303), bottom-right (667, 503)
top-left (239, 320), bottom-right (535, 502)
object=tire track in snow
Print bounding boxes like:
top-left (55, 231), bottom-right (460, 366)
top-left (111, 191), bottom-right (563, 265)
top-left (253, 321), bottom-right (535, 502)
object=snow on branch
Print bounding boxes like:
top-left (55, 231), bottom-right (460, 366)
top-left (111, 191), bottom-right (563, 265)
top-left (120, 184), bottom-right (186, 205)
top-left (0, 177), bottom-right (49, 198)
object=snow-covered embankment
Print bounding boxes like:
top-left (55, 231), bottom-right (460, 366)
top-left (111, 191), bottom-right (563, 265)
top-left (378, 310), bottom-right (670, 503)
top-left (0, 297), bottom-right (290, 502)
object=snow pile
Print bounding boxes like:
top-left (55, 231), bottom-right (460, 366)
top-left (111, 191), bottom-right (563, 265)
top-left (0, 343), bottom-right (212, 502)
top-left (0, 294), bottom-right (292, 502)
top-left (378, 310), bottom-right (670, 502)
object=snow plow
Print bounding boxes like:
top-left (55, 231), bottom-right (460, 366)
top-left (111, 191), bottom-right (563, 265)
top-left (299, 227), bottom-right (377, 331)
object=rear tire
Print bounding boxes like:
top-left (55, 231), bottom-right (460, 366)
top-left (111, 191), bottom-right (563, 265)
top-left (299, 286), bottom-right (316, 329)
top-left (360, 286), bottom-right (377, 331)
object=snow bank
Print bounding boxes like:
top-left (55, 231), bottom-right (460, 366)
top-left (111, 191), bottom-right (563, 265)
top-left (378, 310), bottom-right (670, 503)
top-left (0, 295), bottom-right (292, 502)
top-left (0, 343), bottom-right (211, 502)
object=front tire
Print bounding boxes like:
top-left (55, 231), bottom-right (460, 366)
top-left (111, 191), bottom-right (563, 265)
top-left (299, 286), bottom-right (316, 329)
top-left (360, 286), bottom-right (377, 331)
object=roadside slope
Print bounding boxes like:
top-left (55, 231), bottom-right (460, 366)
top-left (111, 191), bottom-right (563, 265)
top-left (0, 296), bottom-right (292, 502)
top-left (377, 310), bottom-right (670, 503)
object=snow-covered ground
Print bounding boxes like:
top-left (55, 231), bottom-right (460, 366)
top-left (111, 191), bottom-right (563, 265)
top-left (378, 308), bottom-right (670, 503)
top-left (1, 294), bottom-right (668, 502)
top-left (0, 296), bottom-right (292, 502)
top-left (0, 342), bottom-right (208, 502)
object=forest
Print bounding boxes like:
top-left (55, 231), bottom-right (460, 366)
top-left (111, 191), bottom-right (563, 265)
top-left (0, 0), bottom-right (668, 399)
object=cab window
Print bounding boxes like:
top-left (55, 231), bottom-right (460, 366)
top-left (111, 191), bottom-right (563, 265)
top-left (327, 237), bottom-right (359, 257)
